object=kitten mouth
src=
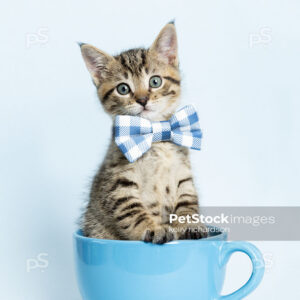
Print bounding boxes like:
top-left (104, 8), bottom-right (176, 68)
top-left (140, 107), bottom-right (152, 114)
top-left (134, 106), bottom-right (154, 117)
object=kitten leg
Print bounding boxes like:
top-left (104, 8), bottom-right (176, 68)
top-left (107, 177), bottom-right (174, 244)
top-left (172, 179), bottom-right (207, 239)
top-left (113, 202), bottom-right (175, 244)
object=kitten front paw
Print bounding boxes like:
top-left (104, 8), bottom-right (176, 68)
top-left (143, 225), bottom-right (175, 244)
top-left (179, 224), bottom-right (208, 240)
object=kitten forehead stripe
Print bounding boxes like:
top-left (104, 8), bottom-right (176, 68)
top-left (119, 54), bottom-right (134, 75)
top-left (140, 49), bottom-right (147, 69)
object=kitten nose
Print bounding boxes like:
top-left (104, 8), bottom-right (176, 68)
top-left (136, 96), bottom-right (149, 107)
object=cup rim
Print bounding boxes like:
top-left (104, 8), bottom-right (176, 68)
top-left (74, 226), bottom-right (227, 245)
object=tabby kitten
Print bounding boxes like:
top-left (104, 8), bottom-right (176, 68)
top-left (80, 22), bottom-right (206, 244)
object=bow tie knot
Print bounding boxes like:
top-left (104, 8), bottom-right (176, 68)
top-left (152, 121), bottom-right (171, 142)
top-left (114, 105), bottom-right (202, 163)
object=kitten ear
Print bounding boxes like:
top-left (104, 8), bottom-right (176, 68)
top-left (79, 43), bottom-right (113, 86)
top-left (150, 23), bottom-right (178, 66)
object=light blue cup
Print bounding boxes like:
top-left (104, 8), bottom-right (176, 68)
top-left (74, 228), bottom-right (264, 300)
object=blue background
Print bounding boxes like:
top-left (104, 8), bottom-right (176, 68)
top-left (1, 0), bottom-right (299, 299)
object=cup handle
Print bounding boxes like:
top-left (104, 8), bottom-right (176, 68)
top-left (218, 242), bottom-right (265, 300)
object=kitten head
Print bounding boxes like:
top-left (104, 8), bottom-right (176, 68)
top-left (80, 22), bottom-right (181, 121)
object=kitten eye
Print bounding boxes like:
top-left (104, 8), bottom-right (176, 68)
top-left (117, 83), bottom-right (130, 95)
top-left (149, 76), bottom-right (162, 88)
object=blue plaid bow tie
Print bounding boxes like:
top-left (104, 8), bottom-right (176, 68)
top-left (114, 105), bottom-right (202, 163)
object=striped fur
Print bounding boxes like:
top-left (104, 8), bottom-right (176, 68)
top-left (80, 23), bottom-right (206, 243)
